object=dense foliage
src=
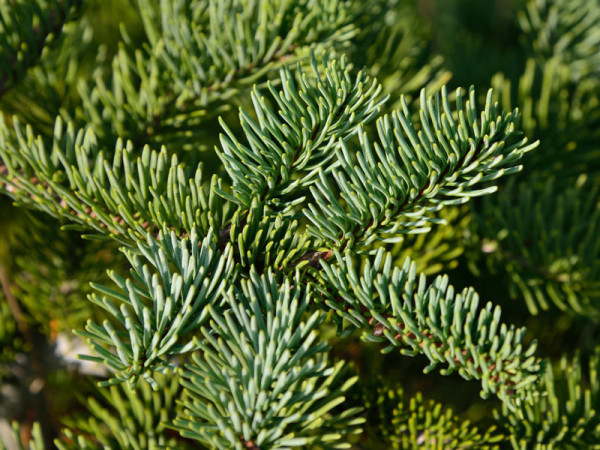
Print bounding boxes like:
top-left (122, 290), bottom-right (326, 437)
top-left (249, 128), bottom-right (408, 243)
top-left (0, 0), bottom-right (599, 448)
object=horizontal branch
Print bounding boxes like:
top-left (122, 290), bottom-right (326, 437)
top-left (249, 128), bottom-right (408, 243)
top-left (317, 249), bottom-right (543, 409)
top-left (0, 118), bottom-right (224, 246)
top-left (305, 86), bottom-right (539, 251)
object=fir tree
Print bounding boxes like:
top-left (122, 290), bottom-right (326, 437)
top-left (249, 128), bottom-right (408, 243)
top-left (0, 0), bottom-right (599, 448)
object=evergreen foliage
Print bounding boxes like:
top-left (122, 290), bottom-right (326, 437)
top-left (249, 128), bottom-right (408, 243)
top-left (304, 86), bottom-right (537, 249)
top-left (79, 0), bottom-right (357, 153)
top-left (0, 0), bottom-right (599, 448)
top-left (475, 178), bottom-right (600, 316)
top-left (174, 271), bottom-right (363, 448)
top-left (363, 380), bottom-right (502, 448)
top-left (0, 0), bottom-right (83, 96)
top-left (318, 250), bottom-right (542, 407)
top-left (518, 0), bottom-right (600, 81)
top-left (496, 349), bottom-right (600, 448)
top-left (78, 229), bottom-right (235, 386)
top-left (60, 374), bottom-right (188, 449)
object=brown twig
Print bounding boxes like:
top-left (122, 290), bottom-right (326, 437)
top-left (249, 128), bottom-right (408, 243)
top-left (241, 437), bottom-right (260, 450)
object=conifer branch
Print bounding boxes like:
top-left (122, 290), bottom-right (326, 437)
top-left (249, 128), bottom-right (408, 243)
top-left (216, 53), bottom-right (387, 211)
top-left (304, 86), bottom-right (539, 251)
top-left (0, 0), bottom-right (83, 97)
top-left (215, 52), bottom-right (387, 246)
top-left (221, 200), bottom-right (312, 270)
top-left (173, 270), bottom-right (363, 448)
top-left (316, 249), bottom-right (543, 408)
top-left (0, 118), bottom-right (227, 246)
top-left (475, 178), bottom-right (600, 317)
top-left (363, 381), bottom-right (503, 448)
top-left (132, 44), bottom-right (300, 149)
top-left (489, 57), bottom-right (600, 178)
top-left (519, 0), bottom-right (600, 82)
top-left (75, 228), bottom-right (235, 387)
top-left (57, 374), bottom-right (190, 449)
top-left (496, 348), bottom-right (600, 447)
top-left (1, 0), bottom-right (597, 448)
top-left (79, 0), bottom-right (358, 150)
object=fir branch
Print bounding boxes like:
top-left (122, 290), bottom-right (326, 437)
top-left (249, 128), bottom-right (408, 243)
top-left (382, 205), bottom-right (470, 276)
top-left (363, 381), bottom-right (503, 448)
top-left (519, 0), bottom-right (600, 82)
top-left (1, 14), bottom-right (103, 138)
top-left (80, 0), bottom-right (358, 151)
top-left (131, 43), bottom-right (300, 149)
top-left (316, 249), bottom-right (543, 409)
top-left (496, 348), bottom-right (600, 447)
top-left (135, 0), bottom-right (355, 97)
top-left (350, 0), bottom-right (452, 112)
top-left (304, 86), bottom-right (539, 251)
top-left (0, 118), bottom-right (228, 246)
top-left (0, 3), bottom-right (578, 445)
top-left (75, 228), bottom-right (235, 387)
top-left (173, 269), bottom-right (363, 448)
top-left (216, 53), bottom-right (387, 211)
top-left (215, 52), bottom-right (386, 253)
top-left (489, 57), bottom-right (600, 179)
top-left (0, 0), bottom-right (83, 97)
top-left (474, 178), bottom-right (600, 317)
top-left (223, 200), bottom-right (311, 270)
top-left (57, 374), bottom-right (192, 449)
